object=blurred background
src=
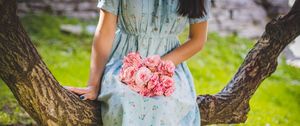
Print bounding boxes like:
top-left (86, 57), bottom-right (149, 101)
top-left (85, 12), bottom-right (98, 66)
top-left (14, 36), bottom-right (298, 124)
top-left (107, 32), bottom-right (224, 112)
top-left (0, 0), bottom-right (299, 125)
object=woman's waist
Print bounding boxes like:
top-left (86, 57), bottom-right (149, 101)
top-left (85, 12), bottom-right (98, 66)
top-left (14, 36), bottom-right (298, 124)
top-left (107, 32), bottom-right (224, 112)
top-left (116, 29), bottom-right (179, 38)
top-left (108, 30), bottom-right (181, 61)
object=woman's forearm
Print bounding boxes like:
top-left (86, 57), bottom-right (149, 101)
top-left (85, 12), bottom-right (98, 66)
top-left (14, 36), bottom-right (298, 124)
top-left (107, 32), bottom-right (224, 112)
top-left (87, 41), bottom-right (110, 89)
top-left (87, 32), bottom-right (115, 90)
top-left (161, 21), bottom-right (208, 66)
top-left (161, 38), bottom-right (206, 66)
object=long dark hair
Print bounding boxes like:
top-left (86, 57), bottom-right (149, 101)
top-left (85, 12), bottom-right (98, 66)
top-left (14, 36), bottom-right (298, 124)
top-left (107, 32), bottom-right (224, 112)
top-left (177, 0), bottom-right (207, 18)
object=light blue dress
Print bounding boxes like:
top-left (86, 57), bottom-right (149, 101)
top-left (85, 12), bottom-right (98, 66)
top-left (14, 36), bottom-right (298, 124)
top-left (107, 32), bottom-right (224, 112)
top-left (97, 0), bottom-right (211, 125)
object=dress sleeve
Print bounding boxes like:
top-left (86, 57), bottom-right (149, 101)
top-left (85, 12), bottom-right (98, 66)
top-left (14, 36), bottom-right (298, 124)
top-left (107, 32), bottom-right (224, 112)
top-left (189, 0), bottom-right (211, 24)
top-left (97, 0), bottom-right (120, 16)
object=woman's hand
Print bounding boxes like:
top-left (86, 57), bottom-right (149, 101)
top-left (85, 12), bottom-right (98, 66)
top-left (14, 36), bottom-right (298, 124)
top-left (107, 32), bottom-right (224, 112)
top-left (64, 85), bottom-right (100, 101)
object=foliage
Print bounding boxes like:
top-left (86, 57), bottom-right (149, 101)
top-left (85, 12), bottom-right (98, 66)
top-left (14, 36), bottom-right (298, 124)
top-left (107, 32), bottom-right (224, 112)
top-left (0, 13), bottom-right (299, 125)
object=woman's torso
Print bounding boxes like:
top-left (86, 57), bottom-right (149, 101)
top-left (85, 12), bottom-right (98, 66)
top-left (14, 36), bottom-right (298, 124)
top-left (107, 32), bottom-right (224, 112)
top-left (116, 0), bottom-right (189, 36)
top-left (104, 0), bottom-right (194, 63)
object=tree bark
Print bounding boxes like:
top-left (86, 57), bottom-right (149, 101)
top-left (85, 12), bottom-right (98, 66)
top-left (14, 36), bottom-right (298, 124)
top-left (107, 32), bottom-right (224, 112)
top-left (0, 0), bottom-right (102, 125)
top-left (0, 0), bottom-right (299, 125)
top-left (198, 0), bottom-right (300, 125)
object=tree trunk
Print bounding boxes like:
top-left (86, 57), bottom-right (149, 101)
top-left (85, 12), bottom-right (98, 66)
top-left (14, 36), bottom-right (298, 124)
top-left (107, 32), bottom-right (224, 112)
top-left (0, 0), bottom-right (299, 125)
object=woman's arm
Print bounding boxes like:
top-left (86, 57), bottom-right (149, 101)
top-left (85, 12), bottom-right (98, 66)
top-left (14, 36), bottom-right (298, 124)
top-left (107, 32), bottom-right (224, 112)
top-left (161, 21), bottom-right (208, 66)
top-left (65, 9), bottom-right (118, 100)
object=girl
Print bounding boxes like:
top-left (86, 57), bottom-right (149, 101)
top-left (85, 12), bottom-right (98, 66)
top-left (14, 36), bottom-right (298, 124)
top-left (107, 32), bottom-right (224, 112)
top-left (65, 0), bottom-right (210, 125)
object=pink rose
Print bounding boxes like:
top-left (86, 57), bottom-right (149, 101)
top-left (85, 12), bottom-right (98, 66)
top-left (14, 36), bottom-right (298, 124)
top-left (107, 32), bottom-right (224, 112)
top-left (128, 83), bottom-right (144, 92)
top-left (159, 75), bottom-right (174, 88)
top-left (134, 67), bottom-right (153, 86)
top-left (157, 60), bottom-right (175, 76)
top-left (146, 73), bottom-right (160, 89)
top-left (143, 55), bottom-right (161, 71)
top-left (139, 88), bottom-right (156, 97)
top-left (123, 52), bottom-right (143, 68)
top-left (138, 89), bottom-right (147, 96)
top-left (153, 84), bottom-right (164, 96)
top-left (146, 91), bottom-right (156, 97)
top-left (164, 86), bottom-right (175, 96)
top-left (120, 52), bottom-right (177, 97)
top-left (119, 66), bottom-right (138, 84)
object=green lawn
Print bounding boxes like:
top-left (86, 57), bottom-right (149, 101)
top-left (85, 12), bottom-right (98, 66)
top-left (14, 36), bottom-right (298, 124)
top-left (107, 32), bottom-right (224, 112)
top-left (1, 13), bottom-right (300, 125)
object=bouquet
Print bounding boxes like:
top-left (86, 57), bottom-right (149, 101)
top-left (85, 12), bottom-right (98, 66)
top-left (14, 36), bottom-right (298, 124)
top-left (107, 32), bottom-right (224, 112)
top-left (118, 52), bottom-right (176, 97)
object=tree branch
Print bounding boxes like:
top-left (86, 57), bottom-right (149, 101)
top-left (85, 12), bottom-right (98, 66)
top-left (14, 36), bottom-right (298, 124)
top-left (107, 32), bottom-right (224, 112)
top-left (198, 0), bottom-right (300, 124)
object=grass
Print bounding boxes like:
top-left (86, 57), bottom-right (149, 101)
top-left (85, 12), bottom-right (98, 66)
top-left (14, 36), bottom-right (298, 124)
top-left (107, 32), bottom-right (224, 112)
top-left (0, 13), bottom-right (300, 125)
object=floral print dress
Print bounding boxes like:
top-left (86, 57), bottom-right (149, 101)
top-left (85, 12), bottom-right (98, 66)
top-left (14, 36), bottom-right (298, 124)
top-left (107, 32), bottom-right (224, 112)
top-left (96, 0), bottom-right (211, 125)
